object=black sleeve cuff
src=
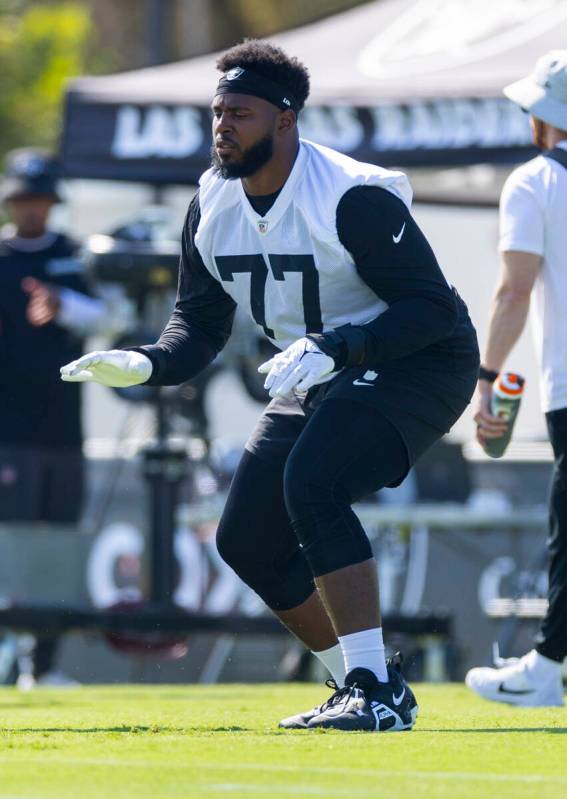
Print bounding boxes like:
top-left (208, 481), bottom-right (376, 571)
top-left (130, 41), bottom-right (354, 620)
top-left (125, 346), bottom-right (161, 385)
top-left (306, 324), bottom-right (368, 370)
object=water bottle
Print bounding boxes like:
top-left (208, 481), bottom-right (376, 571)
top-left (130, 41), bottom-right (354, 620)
top-left (483, 372), bottom-right (525, 459)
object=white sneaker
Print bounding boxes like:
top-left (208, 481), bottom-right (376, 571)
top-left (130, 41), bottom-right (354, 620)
top-left (466, 649), bottom-right (564, 707)
top-left (16, 673), bottom-right (36, 692)
top-left (17, 670), bottom-right (81, 690)
top-left (36, 670), bottom-right (81, 688)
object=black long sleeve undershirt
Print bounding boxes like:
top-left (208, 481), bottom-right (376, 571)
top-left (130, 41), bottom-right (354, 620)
top-left (136, 193), bottom-right (236, 386)
top-left (333, 185), bottom-right (459, 367)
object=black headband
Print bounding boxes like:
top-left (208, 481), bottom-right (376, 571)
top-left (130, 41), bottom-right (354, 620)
top-left (215, 66), bottom-right (299, 113)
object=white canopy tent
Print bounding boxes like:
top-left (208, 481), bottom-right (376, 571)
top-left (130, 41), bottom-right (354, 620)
top-left (62, 0), bottom-right (566, 182)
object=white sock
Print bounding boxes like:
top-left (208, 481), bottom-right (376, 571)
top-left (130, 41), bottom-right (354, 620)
top-left (338, 627), bottom-right (388, 683)
top-left (312, 643), bottom-right (345, 687)
top-left (525, 649), bottom-right (562, 679)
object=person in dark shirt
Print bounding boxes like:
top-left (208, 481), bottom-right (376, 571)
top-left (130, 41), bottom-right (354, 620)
top-left (62, 41), bottom-right (479, 730)
top-left (0, 149), bottom-right (104, 687)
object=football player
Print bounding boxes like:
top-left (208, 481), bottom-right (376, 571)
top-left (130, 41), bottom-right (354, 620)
top-left (62, 40), bottom-right (479, 731)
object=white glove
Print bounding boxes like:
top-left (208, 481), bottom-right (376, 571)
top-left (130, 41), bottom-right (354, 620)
top-left (258, 337), bottom-right (335, 398)
top-left (60, 349), bottom-right (153, 387)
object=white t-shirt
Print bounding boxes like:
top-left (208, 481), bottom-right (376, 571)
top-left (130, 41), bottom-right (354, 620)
top-left (499, 141), bottom-right (567, 413)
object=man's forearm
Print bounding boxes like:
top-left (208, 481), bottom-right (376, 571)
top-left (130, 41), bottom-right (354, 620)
top-left (483, 289), bottom-right (531, 371)
top-left (136, 320), bottom-right (222, 386)
top-left (310, 293), bottom-right (458, 369)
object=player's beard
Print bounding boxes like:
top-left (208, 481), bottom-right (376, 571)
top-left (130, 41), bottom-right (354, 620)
top-left (211, 132), bottom-right (274, 179)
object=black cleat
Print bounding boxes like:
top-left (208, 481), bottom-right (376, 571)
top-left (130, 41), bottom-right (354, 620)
top-left (306, 655), bottom-right (418, 732)
top-left (279, 679), bottom-right (340, 729)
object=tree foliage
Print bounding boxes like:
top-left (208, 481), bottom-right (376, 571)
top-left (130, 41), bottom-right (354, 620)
top-left (0, 0), bottom-right (367, 164)
top-left (0, 2), bottom-right (111, 161)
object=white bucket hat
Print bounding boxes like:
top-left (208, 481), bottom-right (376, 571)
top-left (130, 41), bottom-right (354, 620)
top-left (504, 50), bottom-right (567, 130)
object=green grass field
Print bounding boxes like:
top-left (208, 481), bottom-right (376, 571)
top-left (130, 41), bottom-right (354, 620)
top-left (0, 683), bottom-right (564, 799)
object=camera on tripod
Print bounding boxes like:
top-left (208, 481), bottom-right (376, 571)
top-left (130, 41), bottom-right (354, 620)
top-left (83, 209), bottom-right (219, 648)
top-left (87, 209), bottom-right (179, 301)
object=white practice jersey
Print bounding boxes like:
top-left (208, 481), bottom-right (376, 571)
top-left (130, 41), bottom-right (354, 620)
top-left (194, 139), bottom-right (413, 351)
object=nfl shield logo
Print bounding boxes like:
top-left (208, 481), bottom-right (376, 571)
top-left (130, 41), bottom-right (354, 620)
top-left (258, 220), bottom-right (269, 234)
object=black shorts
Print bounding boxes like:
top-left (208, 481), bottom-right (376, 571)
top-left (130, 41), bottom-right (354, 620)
top-left (246, 361), bottom-right (477, 485)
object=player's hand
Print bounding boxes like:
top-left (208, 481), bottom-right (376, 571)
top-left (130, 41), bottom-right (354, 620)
top-left (22, 277), bottom-right (61, 327)
top-left (473, 379), bottom-right (508, 446)
top-left (60, 349), bottom-right (153, 387)
top-left (258, 337), bottom-right (335, 398)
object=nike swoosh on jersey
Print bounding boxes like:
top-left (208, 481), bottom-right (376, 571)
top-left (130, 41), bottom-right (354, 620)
top-left (498, 683), bottom-right (534, 695)
top-left (353, 379), bottom-right (375, 386)
top-left (393, 222), bottom-right (406, 244)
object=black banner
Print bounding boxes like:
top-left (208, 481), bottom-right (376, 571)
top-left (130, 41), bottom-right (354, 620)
top-left (61, 94), bottom-right (537, 185)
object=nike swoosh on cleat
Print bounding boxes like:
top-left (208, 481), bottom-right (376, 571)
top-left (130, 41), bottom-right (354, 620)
top-left (393, 223), bottom-right (406, 244)
top-left (498, 683), bottom-right (535, 695)
top-left (392, 688), bottom-right (406, 706)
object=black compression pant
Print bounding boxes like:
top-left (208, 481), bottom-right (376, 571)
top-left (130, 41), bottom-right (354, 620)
top-left (216, 398), bottom-right (409, 611)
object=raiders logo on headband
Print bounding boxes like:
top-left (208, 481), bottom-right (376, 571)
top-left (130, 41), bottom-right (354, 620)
top-left (226, 67), bottom-right (245, 81)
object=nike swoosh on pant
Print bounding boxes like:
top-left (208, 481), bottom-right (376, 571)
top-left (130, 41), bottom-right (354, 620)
top-left (393, 222), bottom-right (406, 244)
top-left (353, 380), bottom-right (374, 387)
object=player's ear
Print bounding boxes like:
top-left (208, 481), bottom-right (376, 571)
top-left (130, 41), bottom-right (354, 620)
top-left (277, 108), bottom-right (296, 134)
top-left (530, 116), bottom-right (547, 149)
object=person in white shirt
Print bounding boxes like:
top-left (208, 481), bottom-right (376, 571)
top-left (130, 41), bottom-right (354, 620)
top-left (466, 51), bottom-right (567, 707)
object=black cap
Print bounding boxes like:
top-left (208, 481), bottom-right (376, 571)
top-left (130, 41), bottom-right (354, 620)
top-left (1, 148), bottom-right (61, 203)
